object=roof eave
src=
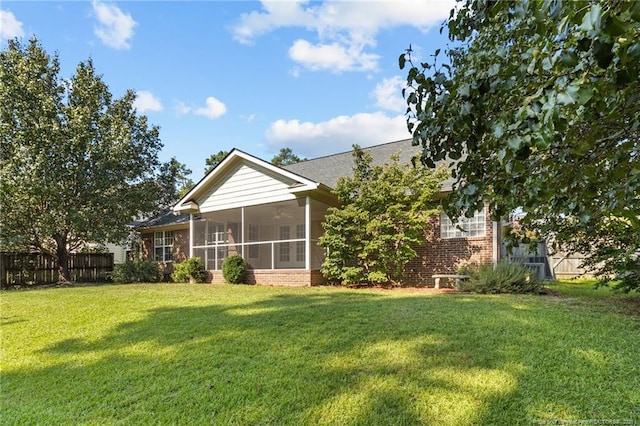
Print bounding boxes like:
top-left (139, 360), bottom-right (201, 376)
top-left (173, 200), bottom-right (199, 214)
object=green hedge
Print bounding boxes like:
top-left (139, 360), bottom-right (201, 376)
top-left (222, 255), bottom-right (247, 284)
top-left (171, 257), bottom-right (207, 283)
top-left (112, 259), bottom-right (160, 283)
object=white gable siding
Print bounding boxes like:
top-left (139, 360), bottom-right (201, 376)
top-left (104, 243), bottom-right (128, 264)
top-left (197, 161), bottom-right (300, 212)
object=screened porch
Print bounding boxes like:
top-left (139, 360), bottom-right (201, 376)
top-left (190, 198), bottom-right (330, 271)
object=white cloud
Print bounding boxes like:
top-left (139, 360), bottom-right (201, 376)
top-left (265, 112), bottom-right (410, 158)
top-left (175, 101), bottom-right (191, 115)
top-left (0, 10), bottom-right (24, 41)
top-left (133, 91), bottom-right (162, 113)
top-left (194, 97), bottom-right (227, 119)
top-left (372, 76), bottom-right (406, 112)
top-left (92, 1), bottom-right (137, 50)
top-left (289, 39), bottom-right (378, 73)
top-left (175, 97), bottom-right (227, 119)
top-left (238, 113), bottom-right (256, 123)
top-left (233, 0), bottom-right (455, 72)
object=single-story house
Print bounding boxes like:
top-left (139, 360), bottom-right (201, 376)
top-left (137, 139), bottom-right (503, 286)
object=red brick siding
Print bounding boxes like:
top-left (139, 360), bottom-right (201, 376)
top-left (140, 232), bottom-right (153, 259)
top-left (403, 209), bottom-right (500, 287)
top-left (140, 208), bottom-right (500, 288)
top-left (140, 228), bottom-right (190, 278)
top-left (205, 269), bottom-right (326, 287)
top-left (172, 229), bottom-right (189, 263)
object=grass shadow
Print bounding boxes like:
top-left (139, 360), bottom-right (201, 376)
top-left (2, 285), bottom-right (639, 424)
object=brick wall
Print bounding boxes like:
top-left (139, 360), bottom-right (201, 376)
top-left (206, 269), bottom-right (326, 287)
top-left (172, 229), bottom-right (189, 263)
top-left (139, 228), bottom-right (189, 278)
top-left (140, 210), bottom-right (500, 288)
top-left (404, 210), bottom-right (500, 287)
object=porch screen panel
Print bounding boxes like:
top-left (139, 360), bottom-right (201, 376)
top-left (193, 200), bottom-right (321, 271)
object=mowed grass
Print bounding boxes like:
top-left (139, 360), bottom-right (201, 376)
top-left (1, 282), bottom-right (639, 425)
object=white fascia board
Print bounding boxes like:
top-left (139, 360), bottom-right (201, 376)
top-left (173, 200), bottom-right (199, 214)
top-left (172, 149), bottom-right (322, 212)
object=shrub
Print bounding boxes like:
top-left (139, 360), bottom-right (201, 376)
top-left (172, 257), bottom-right (207, 283)
top-left (112, 259), bottom-right (160, 283)
top-left (319, 146), bottom-right (449, 286)
top-left (457, 260), bottom-right (543, 294)
top-left (222, 255), bottom-right (247, 284)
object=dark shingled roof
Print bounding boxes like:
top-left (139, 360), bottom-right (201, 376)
top-left (137, 210), bottom-right (190, 229)
top-left (283, 138), bottom-right (455, 191)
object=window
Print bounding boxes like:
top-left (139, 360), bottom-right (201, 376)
top-left (440, 208), bottom-right (486, 238)
top-left (279, 226), bottom-right (290, 262)
top-left (207, 223), bottom-right (225, 245)
top-left (296, 224), bottom-right (305, 262)
top-left (154, 231), bottom-right (173, 262)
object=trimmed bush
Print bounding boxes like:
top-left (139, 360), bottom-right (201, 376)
top-left (222, 255), bottom-right (247, 284)
top-left (171, 257), bottom-right (207, 283)
top-left (457, 260), bottom-right (543, 294)
top-left (112, 259), bottom-right (160, 283)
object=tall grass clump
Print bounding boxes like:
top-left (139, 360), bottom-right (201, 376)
top-left (458, 260), bottom-right (542, 294)
top-left (111, 259), bottom-right (160, 283)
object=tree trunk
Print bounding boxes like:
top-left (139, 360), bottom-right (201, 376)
top-left (54, 234), bottom-right (71, 282)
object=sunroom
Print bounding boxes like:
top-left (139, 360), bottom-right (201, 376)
top-left (173, 149), bottom-right (336, 286)
top-left (190, 198), bottom-right (329, 271)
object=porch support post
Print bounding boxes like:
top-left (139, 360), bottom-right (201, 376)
top-left (241, 206), bottom-right (245, 259)
top-left (189, 214), bottom-right (194, 258)
top-left (305, 196), bottom-right (311, 270)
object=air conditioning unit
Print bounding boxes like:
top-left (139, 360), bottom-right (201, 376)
top-left (523, 263), bottom-right (546, 280)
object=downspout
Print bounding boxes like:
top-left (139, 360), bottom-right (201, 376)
top-left (492, 220), bottom-right (499, 267)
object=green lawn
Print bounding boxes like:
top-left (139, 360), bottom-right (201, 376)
top-left (1, 282), bottom-right (639, 425)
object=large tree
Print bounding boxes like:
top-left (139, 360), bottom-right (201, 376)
top-left (319, 146), bottom-right (448, 285)
top-left (203, 147), bottom-right (305, 174)
top-left (271, 147), bottom-right (306, 166)
top-left (0, 38), bottom-right (180, 280)
top-left (402, 0), bottom-right (640, 290)
top-left (204, 150), bottom-right (229, 174)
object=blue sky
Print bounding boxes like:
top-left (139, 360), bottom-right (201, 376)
top-left (1, 1), bottom-right (455, 178)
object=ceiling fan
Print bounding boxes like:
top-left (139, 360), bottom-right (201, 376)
top-left (273, 207), bottom-right (292, 219)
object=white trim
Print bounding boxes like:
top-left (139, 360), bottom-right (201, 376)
top-left (241, 207), bottom-right (245, 258)
top-left (305, 196), bottom-right (311, 270)
top-left (440, 208), bottom-right (487, 239)
top-left (189, 214), bottom-right (194, 258)
top-left (173, 149), bottom-right (321, 213)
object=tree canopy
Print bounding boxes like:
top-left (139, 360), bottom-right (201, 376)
top-left (319, 146), bottom-right (448, 285)
top-left (204, 150), bottom-right (229, 174)
top-left (204, 147), bottom-right (305, 174)
top-left (0, 38), bottom-right (181, 280)
top-left (402, 0), bottom-right (640, 290)
top-left (271, 147), bottom-right (306, 166)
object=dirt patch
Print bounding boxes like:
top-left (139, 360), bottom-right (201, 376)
top-left (313, 284), bottom-right (461, 295)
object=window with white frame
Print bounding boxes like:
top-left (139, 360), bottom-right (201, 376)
top-left (279, 226), bottom-right (290, 262)
top-left (154, 231), bottom-right (173, 262)
top-left (440, 208), bottom-right (486, 238)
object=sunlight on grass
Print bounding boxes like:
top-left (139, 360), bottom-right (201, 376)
top-left (1, 283), bottom-right (639, 424)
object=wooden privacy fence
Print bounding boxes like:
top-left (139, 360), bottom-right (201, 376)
top-left (502, 242), bottom-right (589, 279)
top-left (0, 252), bottom-right (114, 288)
